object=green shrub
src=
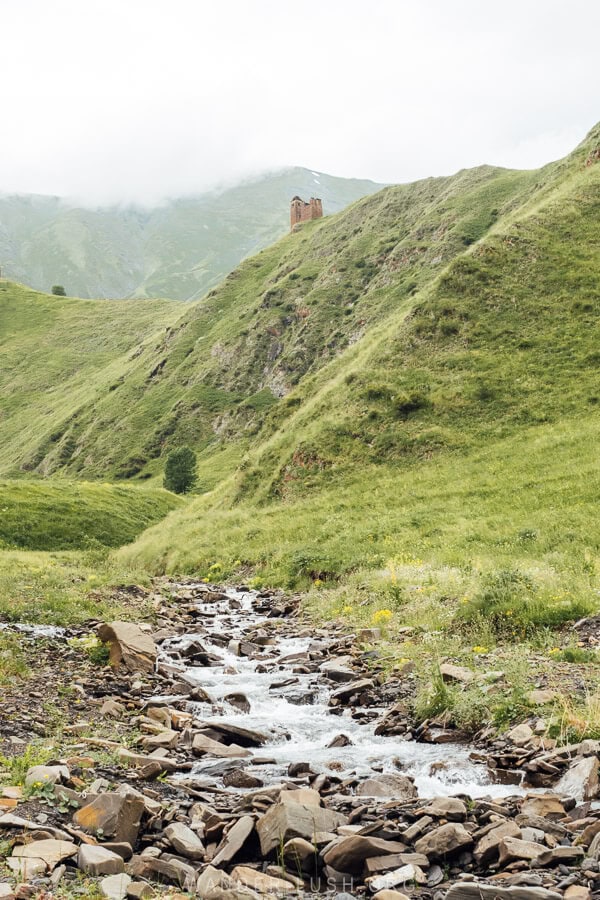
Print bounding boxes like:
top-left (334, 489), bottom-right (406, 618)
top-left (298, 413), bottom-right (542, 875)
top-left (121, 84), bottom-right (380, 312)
top-left (164, 446), bottom-right (198, 494)
top-left (456, 569), bottom-right (592, 636)
top-left (393, 391), bottom-right (429, 418)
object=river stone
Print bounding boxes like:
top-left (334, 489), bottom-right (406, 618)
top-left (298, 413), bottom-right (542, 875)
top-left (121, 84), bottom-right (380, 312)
top-left (564, 887), bottom-right (592, 900)
top-left (281, 787), bottom-right (321, 807)
top-left (421, 797), bottom-right (467, 821)
top-left (164, 822), bottom-right (205, 860)
top-left (323, 836), bottom-right (408, 875)
top-left (555, 756), bottom-right (599, 802)
top-left (225, 693), bottom-right (251, 713)
top-left (100, 873), bottom-right (132, 900)
top-left (231, 865), bottom-right (292, 894)
top-left (78, 845), bottom-right (125, 876)
top-left (498, 836), bottom-right (547, 865)
top-left (368, 864), bottom-right (427, 892)
top-left (223, 768), bottom-right (263, 789)
top-left (97, 622), bottom-right (157, 674)
top-left (25, 764), bottom-right (70, 787)
top-left (474, 820), bottom-right (521, 864)
top-left (356, 774), bottom-right (417, 800)
top-left (507, 723), bottom-right (535, 746)
top-left (192, 734), bottom-right (252, 758)
top-left (6, 856), bottom-right (47, 878)
top-left (283, 837), bottom-right (318, 872)
top-left (196, 865), bottom-right (258, 900)
top-left (140, 729), bottom-right (180, 750)
top-left (373, 892), bottom-right (410, 900)
top-left (212, 815), bottom-right (255, 866)
top-left (533, 845), bottom-right (585, 866)
top-left (439, 663), bottom-right (474, 684)
top-left (126, 855), bottom-right (197, 891)
top-left (126, 884), bottom-right (153, 900)
top-left (199, 721), bottom-right (267, 747)
top-left (520, 794), bottom-right (566, 820)
top-left (256, 800), bottom-right (347, 856)
top-left (74, 793), bottom-right (145, 845)
top-left (444, 884), bottom-right (562, 900)
top-left (12, 838), bottom-right (77, 870)
top-left (330, 678), bottom-right (374, 704)
top-left (414, 823), bottom-right (473, 857)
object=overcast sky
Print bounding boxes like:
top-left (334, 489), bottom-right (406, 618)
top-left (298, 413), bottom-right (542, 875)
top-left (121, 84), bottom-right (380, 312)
top-left (1, 0), bottom-right (598, 205)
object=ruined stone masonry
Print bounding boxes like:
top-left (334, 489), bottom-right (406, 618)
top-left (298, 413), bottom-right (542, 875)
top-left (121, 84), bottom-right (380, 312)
top-left (290, 195), bottom-right (323, 230)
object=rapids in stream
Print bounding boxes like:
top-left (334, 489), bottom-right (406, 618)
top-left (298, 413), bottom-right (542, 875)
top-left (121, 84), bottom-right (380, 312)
top-left (157, 585), bottom-right (521, 800)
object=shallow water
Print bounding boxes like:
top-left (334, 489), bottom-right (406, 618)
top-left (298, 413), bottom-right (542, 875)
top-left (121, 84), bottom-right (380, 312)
top-left (159, 586), bottom-right (520, 799)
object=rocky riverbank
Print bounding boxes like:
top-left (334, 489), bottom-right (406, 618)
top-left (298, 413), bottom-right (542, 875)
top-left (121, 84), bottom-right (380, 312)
top-left (1, 583), bottom-right (600, 900)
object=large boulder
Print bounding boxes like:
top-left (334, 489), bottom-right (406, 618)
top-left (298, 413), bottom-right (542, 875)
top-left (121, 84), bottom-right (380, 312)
top-left (97, 622), bottom-right (156, 674)
top-left (356, 774), bottom-right (417, 800)
top-left (78, 845), bottom-right (125, 876)
top-left (498, 836), bottom-right (547, 865)
top-left (74, 793), bottom-right (145, 846)
top-left (323, 836), bottom-right (408, 875)
top-left (11, 838), bottom-right (77, 872)
top-left (555, 756), bottom-right (599, 801)
top-left (164, 822), bottom-right (205, 860)
top-left (444, 884), bottom-right (562, 900)
top-left (256, 800), bottom-right (347, 856)
top-left (474, 820), bottom-right (521, 864)
top-left (414, 823), bottom-right (473, 858)
top-left (212, 816), bottom-right (255, 866)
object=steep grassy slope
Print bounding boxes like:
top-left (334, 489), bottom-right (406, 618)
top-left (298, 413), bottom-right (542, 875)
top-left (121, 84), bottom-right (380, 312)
top-left (0, 284), bottom-right (185, 476)
top-left (0, 163), bottom-right (541, 480)
top-left (0, 168), bottom-right (384, 300)
top-left (0, 480), bottom-right (182, 551)
top-left (121, 123), bottom-right (600, 613)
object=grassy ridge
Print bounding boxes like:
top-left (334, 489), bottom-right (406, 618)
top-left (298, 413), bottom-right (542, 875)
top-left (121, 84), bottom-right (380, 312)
top-left (0, 283), bottom-right (185, 476)
top-left (0, 480), bottom-right (183, 551)
top-left (120, 123), bottom-right (600, 612)
top-left (0, 164), bottom-right (542, 480)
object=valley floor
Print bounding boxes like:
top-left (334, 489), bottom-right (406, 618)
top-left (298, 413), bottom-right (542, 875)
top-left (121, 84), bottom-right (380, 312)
top-left (1, 581), bottom-right (600, 899)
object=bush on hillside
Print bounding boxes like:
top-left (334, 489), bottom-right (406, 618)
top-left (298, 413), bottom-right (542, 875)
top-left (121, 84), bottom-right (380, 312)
top-left (163, 446), bottom-right (197, 494)
top-left (51, 285), bottom-right (66, 296)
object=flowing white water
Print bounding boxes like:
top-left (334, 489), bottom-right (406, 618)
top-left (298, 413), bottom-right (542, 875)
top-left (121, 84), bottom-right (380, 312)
top-left (159, 586), bottom-right (521, 799)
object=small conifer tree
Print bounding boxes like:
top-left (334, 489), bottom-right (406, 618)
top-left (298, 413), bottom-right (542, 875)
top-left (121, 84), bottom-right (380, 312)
top-left (163, 446), bottom-right (197, 494)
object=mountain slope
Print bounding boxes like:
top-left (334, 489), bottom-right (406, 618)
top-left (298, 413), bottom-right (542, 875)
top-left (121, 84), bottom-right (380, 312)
top-left (0, 168), bottom-right (384, 300)
top-left (118, 123), bottom-right (600, 599)
top-left (0, 162), bottom-right (541, 480)
top-left (0, 284), bottom-right (185, 475)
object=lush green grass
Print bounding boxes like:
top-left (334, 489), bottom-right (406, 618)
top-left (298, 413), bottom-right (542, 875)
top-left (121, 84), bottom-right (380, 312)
top-left (120, 415), bottom-right (600, 616)
top-left (0, 479), bottom-right (183, 551)
top-left (0, 283), bottom-right (185, 477)
top-left (0, 547), bottom-right (150, 625)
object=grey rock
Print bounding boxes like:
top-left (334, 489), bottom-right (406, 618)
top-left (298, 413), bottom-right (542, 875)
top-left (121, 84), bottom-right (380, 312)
top-left (78, 845), bottom-right (125, 876)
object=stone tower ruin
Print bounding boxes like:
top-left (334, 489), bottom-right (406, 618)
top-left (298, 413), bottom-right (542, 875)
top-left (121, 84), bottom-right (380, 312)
top-left (290, 196), bottom-right (323, 230)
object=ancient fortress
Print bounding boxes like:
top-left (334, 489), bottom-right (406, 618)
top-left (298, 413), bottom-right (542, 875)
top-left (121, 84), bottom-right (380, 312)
top-left (290, 196), bottom-right (323, 230)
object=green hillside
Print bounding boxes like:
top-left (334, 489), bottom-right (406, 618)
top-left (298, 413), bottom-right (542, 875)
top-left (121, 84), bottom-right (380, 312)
top-left (0, 284), bottom-right (185, 476)
top-left (0, 480), bottom-right (183, 551)
top-left (0, 161), bottom-right (545, 480)
top-left (0, 168), bottom-right (384, 301)
top-left (3, 123), bottom-right (600, 653)
top-left (118, 122), bottom-right (600, 627)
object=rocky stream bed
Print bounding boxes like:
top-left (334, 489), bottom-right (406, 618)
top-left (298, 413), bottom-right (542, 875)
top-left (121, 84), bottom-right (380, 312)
top-left (1, 583), bottom-right (600, 900)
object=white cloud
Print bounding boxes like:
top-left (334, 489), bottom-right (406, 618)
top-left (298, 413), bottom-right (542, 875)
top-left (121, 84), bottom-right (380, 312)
top-left (0, 0), bottom-right (598, 204)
